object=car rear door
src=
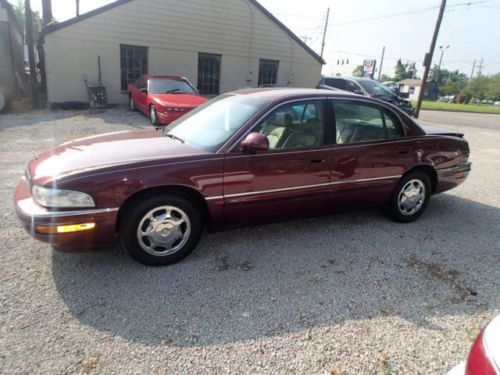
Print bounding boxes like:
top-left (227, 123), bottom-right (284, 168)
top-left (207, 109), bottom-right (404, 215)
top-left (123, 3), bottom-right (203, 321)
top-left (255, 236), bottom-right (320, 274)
top-left (329, 98), bottom-right (410, 211)
top-left (222, 98), bottom-right (332, 227)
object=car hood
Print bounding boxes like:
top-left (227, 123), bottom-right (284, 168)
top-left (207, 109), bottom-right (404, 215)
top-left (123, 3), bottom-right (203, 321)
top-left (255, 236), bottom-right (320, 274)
top-left (27, 129), bottom-right (209, 184)
top-left (151, 94), bottom-right (207, 108)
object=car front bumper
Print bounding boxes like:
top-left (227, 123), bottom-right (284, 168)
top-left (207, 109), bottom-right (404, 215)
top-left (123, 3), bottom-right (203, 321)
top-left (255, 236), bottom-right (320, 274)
top-left (14, 177), bottom-right (119, 249)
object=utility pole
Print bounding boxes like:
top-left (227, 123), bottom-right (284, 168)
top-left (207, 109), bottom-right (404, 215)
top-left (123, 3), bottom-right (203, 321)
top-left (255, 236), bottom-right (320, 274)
top-left (25, 0), bottom-right (38, 108)
top-left (476, 57), bottom-right (484, 76)
top-left (377, 46), bottom-right (385, 81)
top-left (414, 0), bottom-right (446, 119)
top-left (437, 44), bottom-right (450, 83)
top-left (320, 7), bottom-right (330, 59)
top-left (470, 59), bottom-right (476, 80)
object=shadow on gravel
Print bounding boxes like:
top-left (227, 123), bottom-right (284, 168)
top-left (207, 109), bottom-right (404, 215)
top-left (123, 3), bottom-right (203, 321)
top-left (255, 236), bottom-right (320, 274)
top-left (51, 194), bottom-right (500, 347)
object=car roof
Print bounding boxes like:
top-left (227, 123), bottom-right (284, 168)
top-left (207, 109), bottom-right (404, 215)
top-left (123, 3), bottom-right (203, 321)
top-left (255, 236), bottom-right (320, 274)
top-left (229, 87), bottom-right (358, 101)
top-left (143, 75), bottom-right (186, 80)
top-left (323, 76), bottom-right (373, 83)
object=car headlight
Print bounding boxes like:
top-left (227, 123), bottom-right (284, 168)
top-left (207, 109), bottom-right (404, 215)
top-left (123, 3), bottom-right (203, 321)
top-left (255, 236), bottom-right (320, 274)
top-left (32, 185), bottom-right (95, 208)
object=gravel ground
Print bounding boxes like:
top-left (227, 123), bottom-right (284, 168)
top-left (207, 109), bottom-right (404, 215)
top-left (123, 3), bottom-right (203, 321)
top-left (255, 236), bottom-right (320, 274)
top-left (0, 107), bottom-right (499, 375)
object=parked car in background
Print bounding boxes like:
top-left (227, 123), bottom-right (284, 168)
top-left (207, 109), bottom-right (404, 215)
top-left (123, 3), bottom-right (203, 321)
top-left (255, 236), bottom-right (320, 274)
top-left (447, 315), bottom-right (500, 375)
top-left (15, 88), bottom-right (471, 266)
top-left (382, 80), bottom-right (399, 93)
top-left (317, 76), bottom-right (415, 116)
top-left (128, 75), bottom-right (208, 125)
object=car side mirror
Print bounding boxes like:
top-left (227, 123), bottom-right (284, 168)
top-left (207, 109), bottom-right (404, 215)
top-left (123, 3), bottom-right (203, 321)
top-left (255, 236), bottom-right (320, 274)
top-left (353, 89), bottom-right (363, 95)
top-left (140, 88), bottom-right (148, 94)
top-left (240, 132), bottom-right (269, 154)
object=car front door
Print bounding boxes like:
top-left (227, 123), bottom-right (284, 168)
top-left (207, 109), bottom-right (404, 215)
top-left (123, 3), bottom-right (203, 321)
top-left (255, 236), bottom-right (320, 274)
top-left (222, 99), bottom-right (333, 227)
top-left (132, 76), bottom-right (148, 113)
top-left (330, 98), bottom-right (410, 211)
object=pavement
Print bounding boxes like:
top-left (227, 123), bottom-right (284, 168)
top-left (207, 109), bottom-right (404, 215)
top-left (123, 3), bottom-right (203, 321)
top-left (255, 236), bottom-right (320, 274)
top-left (0, 108), bottom-right (499, 374)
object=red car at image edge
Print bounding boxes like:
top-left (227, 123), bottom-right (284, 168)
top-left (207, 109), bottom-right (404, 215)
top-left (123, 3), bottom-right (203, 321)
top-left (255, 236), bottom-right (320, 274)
top-left (447, 315), bottom-right (500, 375)
top-left (128, 75), bottom-right (208, 125)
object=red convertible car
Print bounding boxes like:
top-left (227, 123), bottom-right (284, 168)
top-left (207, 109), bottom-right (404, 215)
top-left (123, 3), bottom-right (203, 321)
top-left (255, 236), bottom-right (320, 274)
top-left (128, 75), bottom-right (207, 125)
top-left (15, 88), bottom-right (471, 266)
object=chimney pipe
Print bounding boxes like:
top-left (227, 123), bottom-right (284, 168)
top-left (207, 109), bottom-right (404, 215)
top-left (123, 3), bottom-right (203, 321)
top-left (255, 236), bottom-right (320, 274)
top-left (41, 0), bottom-right (53, 26)
top-left (76, 0), bottom-right (80, 17)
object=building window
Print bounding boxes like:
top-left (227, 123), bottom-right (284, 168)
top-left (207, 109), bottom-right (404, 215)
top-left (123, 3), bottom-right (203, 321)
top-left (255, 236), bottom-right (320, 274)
top-left (120, 44), bottom-right (148, 91)
top-left (198, 53), bottom-right (221, 96)
top-left (409, 86), bottom-right (415, 95)
top-left (258, 59), bottom-right (279, 86)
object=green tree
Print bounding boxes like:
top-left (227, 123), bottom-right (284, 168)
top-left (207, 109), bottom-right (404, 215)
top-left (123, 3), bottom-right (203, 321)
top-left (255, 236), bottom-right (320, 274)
top-left (394, 59), bottom-right (414, 81)
top-left (379, 74), bottom-right (393, 82)
top-left (352, 65), bottom-right (363, 77)
top-left (466, 75), bottom-right (490, 102)
top-left (487, 73), bottom-right (500, 100)
top-left (440, 71), bottom-right (469, 96)
top-left (12, 0), bottom-right (43, 42)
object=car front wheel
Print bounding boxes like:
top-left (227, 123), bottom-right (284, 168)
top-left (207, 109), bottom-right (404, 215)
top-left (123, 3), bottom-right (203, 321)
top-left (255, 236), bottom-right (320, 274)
top-left (150, 105), bottom-right (159, 126)
top-left (129, 95), bottom-right (136, 111)
top-left (120, 194), bottom-right (203, 266)
top-left (386, 171), bottom-right (431, 223)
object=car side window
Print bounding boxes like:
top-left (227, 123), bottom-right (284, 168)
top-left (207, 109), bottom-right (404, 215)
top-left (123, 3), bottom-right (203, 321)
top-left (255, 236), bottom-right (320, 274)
top-left (253, 100), bottom-right (325, 150)
top-left (334, 101), bottom-right (403, 144)
top-left (345, 81), bottom-right (361, 94)
top-left (382, 108), bottom-right (404, 139)
top-left (324, 78), bottom-right (345, 90)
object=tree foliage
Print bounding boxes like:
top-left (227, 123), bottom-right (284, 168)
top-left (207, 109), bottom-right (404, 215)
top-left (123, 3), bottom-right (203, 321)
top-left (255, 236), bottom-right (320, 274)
top-left (487, 73), bottom-right (500, 100)
top-left (12, 0), bottom-right (43, 42)
top-left (379, 74), bottom-right (393, 82)
top-left (352, 65), bottom-right (363, 77)
top-left (394, 59), bottom-right (416, 81)
top-left (466, 75), bottom-right (490, 101)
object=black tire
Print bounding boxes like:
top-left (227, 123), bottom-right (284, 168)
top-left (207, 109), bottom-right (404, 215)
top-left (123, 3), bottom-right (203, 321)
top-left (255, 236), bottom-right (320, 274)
top-left (120, 194), bottom-right (203, 266)
top-left (386, 171), bottom-right (431, 223)
top-left (129, 95), bottom-right (136, 111)
top-left (149, 105), bottom-right (158, 126)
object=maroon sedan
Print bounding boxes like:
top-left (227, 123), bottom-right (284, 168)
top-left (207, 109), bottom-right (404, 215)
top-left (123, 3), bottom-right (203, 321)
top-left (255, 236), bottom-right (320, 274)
top-left (15, 88), bottom-right (471, 266)
top-left (128, 75), bottom-right (207, 125)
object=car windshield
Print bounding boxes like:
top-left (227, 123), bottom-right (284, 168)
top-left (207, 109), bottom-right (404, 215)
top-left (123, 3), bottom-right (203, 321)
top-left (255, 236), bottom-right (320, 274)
top-left (166, 94), bottom-right (267, 152)
top-left (357, 80), bottom-right (396, 100)
top-left (149, 79), bottom-right (196, 94)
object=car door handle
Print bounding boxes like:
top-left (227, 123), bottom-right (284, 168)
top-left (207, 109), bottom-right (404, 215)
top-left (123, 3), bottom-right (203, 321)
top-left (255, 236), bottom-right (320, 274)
top-left (397, 148), bottom-right (410, 155)
top-left (310, 158), bottom-right (326, 163)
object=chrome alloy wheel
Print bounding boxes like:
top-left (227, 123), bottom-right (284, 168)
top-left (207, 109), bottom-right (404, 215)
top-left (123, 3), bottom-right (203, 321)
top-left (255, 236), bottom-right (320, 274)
top-left (150, 106), bottom-right (156, 124)
top-left (398, 179), bottom-right (426, 216)
top-left (137, 206), bottom-right (191, 256)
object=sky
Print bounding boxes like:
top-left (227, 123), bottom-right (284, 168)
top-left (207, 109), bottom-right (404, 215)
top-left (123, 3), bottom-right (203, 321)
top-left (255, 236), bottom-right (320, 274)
top-left (11, 0), bottom-right (500, 78)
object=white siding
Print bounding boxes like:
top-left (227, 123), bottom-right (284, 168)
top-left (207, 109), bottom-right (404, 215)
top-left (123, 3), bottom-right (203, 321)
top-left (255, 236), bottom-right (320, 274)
top-left (44, 0), bottom-right (323, 104)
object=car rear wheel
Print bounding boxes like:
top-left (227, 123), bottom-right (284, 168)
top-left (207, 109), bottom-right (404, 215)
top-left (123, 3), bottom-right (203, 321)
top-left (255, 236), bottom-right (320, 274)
top-left (129, 95), bottom-right (136, 111)
top-left (120, 194), bottom-right (203, 266)
top-left (150, 105), bottom-right (158, 126)
top-left (386, 171), bottom-right (431, 223)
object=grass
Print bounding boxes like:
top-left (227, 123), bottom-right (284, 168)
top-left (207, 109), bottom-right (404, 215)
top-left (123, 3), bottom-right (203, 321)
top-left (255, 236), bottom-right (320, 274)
top-left (412, 100), bottom-right (500, 114)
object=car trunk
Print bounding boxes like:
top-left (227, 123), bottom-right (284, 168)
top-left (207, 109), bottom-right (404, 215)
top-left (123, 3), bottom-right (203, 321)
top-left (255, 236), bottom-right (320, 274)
top-left (420, 125), bottom-right (464, 138)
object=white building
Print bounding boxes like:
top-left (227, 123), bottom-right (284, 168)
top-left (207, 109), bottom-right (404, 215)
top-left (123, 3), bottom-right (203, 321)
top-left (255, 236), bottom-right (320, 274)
top-left (398, 79), bottom-right (439, 102)
top-left (41, 0), bottom-right (325, 106)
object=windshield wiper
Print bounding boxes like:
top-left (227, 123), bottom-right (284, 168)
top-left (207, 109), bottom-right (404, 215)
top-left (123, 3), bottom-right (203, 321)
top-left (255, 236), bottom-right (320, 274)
top-left (165, 133), bottom-right (185, 143)
top-left (165, 88), bottom-right (180, 94)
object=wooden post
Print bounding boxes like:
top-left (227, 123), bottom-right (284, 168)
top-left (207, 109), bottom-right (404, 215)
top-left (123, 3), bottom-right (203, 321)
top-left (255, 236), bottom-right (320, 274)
top-left (414, 0), bottom-right (446, 119)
